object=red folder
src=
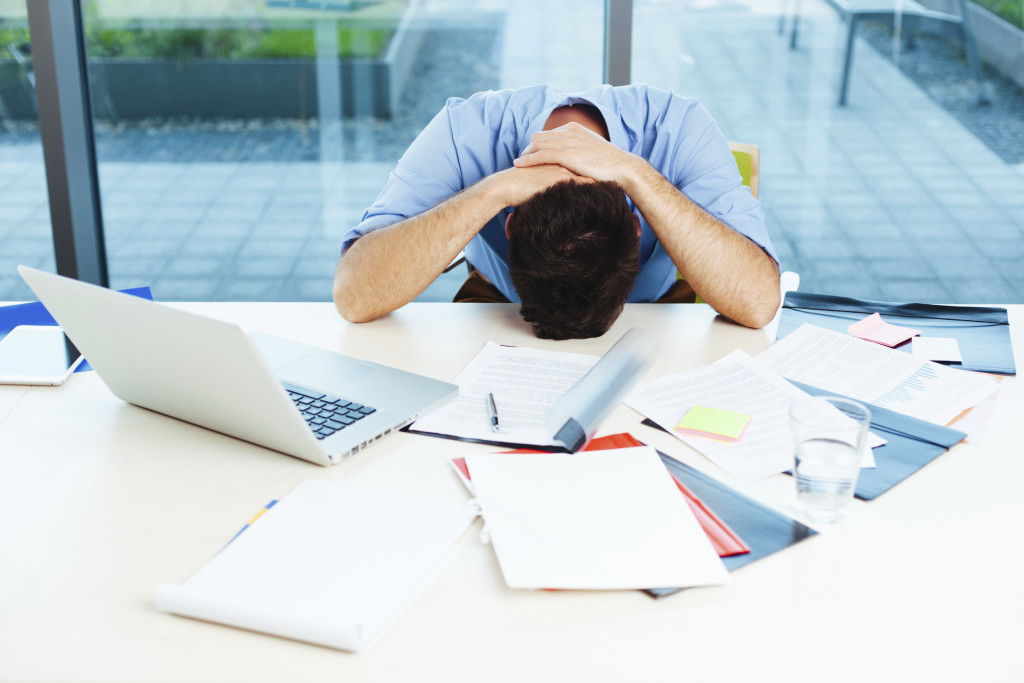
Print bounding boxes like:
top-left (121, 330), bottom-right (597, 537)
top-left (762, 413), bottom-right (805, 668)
top-left (452, 433), bottom-right (750, 558)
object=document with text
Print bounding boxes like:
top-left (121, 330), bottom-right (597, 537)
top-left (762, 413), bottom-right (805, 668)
top-left (408, 342), bottom-right (599, 449)
top-left (626, 350), bottom-right (876, 480)
top-left (756, 324), bottom-right (1000, 426)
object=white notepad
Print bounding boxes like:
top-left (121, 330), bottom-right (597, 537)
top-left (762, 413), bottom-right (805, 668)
top-left (464, 447), bottom-right (729, 590)
top-left (156, 479), bottom-right (476, 652)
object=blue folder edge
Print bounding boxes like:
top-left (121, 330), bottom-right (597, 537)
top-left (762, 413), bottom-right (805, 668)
top-left (0, 286), bottom-right (155, 373)
top-left (778, 291), bottom-right (1015, 375)
top-left (641, 376), bottom-right (966, 505)
top-left (786, 381), bottom-right (966, 501)
top-left (644, 447), bottom-right (817, 599)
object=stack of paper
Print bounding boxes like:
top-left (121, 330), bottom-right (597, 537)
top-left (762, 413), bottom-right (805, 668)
top-left (463, 446), bottom-right (729, 590)
top-left (756, 324), bottom-right (1000, 426)
top-left (156, 479), bottom-right (475, 652)
top-left (410, 328), bottom-right (657, 452)
top-left (626, 350), bottom-right (878, 480)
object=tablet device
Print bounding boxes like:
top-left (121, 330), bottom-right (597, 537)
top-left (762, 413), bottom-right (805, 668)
top-left (0, 325), bottom-right (84, 385)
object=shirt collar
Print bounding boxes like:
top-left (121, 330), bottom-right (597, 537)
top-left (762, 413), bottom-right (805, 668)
top-left (518, 85), bottom-right (631, 154)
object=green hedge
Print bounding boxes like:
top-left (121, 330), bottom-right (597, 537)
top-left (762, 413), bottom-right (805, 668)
top-left (972, 0), bottom-right (1023, 30)
top-left (89, 27), bottom-right (393, 60)
top-left (0, 26), bottom-right (392, 61)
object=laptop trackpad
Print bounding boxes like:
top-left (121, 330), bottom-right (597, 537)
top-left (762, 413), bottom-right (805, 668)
top-left (278, 352), bottom-right (371, 390)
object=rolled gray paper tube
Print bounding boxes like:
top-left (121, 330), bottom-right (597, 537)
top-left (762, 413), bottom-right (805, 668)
top-left (544, 327), bottom-right (659, 451)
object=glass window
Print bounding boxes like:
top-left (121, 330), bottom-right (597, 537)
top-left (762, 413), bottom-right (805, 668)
top-left (0, 1), bottom-right (52, 301)
top-left (631, 0), bottom-right (1024, 304)
top-left (80, 0), bottom-right (602, 302)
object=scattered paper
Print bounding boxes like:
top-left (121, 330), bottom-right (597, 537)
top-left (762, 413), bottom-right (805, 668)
top-left (156, 479), bottom-right (475, 653)
top-left (464, 447), bottom-right (729, 590)
top-left (675, 406), bottom-right (751, 442)
top-left (409, 342), bottom-right (598, 448)
top-left (848, 312), bottom-right (920, 347)
top-left (757, 324), bottom-right (999, 427)
top-left (912, 336), bottom-right (963, 363)
top-left (626, 350), bottom-right (877, 481)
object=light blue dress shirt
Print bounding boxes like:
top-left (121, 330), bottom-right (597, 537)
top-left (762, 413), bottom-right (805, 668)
top-left (341, 83), bottom-right (776, 303)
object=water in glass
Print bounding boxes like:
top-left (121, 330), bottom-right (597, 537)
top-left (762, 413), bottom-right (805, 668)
top-left (794, 437), bottom-right (860, 524)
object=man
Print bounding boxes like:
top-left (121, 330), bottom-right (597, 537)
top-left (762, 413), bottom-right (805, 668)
top-left (333, 83), bottom-right (780, 338)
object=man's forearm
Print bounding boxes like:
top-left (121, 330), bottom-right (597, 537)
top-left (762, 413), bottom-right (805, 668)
top-left (333, 179), bottom-right (506, 322)
top-left (334, 164), bottom-right (579, 322)
top-left (621, 159), bottom-right (781, 328)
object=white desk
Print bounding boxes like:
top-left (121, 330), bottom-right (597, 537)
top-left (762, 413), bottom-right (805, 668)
top-left (1, 303), bottom-right (1021, 683)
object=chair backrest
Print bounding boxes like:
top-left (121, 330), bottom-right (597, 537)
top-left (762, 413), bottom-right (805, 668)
top-left (729, 141), bottom-right (759, 198)
top-left (725, 142), bottom-right (799, 301)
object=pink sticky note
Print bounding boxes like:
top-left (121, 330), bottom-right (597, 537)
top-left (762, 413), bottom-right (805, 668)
top-left (847, 312), bottom-right (920, 347)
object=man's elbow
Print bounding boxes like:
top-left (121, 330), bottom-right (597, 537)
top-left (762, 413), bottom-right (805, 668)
top-left (333, 266), bottom-right (378, 323)
top-left (740, 278), bottom-right (782, 329)
top-left (333, 285), bottom-right (383, 323)
top-left (745, 295), bottom-right (781, 328)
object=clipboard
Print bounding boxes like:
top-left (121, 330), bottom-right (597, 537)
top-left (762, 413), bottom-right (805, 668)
top-left (777, 291), bottom-right (1015, 375)
top-left (1, 286), bottom-right (154, 372)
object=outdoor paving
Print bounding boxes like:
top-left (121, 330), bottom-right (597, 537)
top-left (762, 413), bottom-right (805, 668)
top-left (0, 0), bottom-right (1022, 306)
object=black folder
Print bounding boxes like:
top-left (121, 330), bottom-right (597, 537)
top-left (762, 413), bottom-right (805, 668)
top-left (646, 450), bottom-right (817, 599)
top-left (778, 291), bottom-right (1015, 375)
top-left (788, 382), bottom-right (966, 501)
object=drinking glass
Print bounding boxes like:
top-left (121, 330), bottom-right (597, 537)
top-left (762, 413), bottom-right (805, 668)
top-left (789, 396), bottom-right (871, 524)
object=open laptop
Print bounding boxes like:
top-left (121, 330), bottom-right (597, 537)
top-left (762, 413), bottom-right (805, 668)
top-left (18, 265), bottom-right (458, 466)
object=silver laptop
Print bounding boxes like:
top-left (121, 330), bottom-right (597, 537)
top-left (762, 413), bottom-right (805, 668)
top-left (18, 265), bottom-right (458, 466)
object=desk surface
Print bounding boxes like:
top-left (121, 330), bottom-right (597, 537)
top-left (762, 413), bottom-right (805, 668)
top-left (1, 303), bottom-right (1022, 683)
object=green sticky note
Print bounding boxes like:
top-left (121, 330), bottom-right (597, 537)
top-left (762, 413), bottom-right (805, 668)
top-left (674, 406), bottom-right (752, 443)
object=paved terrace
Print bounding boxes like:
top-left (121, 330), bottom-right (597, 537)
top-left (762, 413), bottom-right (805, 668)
top-left (1, 0), bottom-right (1022, 305)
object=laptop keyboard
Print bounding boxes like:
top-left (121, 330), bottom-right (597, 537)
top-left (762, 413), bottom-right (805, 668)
top-left (283, 381), bottom-right (377, 441)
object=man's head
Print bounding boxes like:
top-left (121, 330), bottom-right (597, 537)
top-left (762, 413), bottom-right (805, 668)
top-left (507, 180), bottom-right (640, 340)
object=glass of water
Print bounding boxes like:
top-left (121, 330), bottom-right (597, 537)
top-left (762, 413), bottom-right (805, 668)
top-left (789, 396), bottom-right (872, 525)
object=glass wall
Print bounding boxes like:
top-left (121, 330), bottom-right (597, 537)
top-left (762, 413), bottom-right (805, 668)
top-left (0, 0), bottom-right (51, 301)
top-left (72, 0), bottom-right (601, 302)
top-left (631, 0), bottom-right (1024, 304)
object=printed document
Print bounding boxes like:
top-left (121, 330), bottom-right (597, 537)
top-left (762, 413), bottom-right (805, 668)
top-left (756, 324), bottom-right (1000, 426)
top-left (626, 350), bottom-right (875, 480)
top-left (409, 342), bottom-right (598, 447)
top-left (464, 446), bottom-right (729, 590)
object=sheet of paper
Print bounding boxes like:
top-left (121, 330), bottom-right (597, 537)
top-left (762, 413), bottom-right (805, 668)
top-left (156, 479), bottom-right (475, 653)
top-left (912, 336), bottom-right (963, 363)
top-left (757, 324), bottom-right (999, 426)
top-left (409, 342), bottom-right (598, 447)
top-left (848, 312), bottom-right (920, 347)
top-left (626, 350), bottom-right (875, 480)
top-left (948, 384), bottom-right (1000, 444)
top-left (464, 447), bottom-right (729, 590)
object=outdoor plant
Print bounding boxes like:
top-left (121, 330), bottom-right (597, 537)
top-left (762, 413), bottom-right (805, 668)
top-left (85, 25), bottom-right (393, 62)
top-left (972, 0), bottom-right (1023, 29)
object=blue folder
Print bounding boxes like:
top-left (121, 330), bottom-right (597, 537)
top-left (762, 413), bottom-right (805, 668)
top-left (0, 286), bottom-right (154, 372)
top-left (778, 291), bottom-right (1015, 375)
top-left (788, 382), bottom-right (966, 501)
top-left (645, 449), bottom-right (817, 599)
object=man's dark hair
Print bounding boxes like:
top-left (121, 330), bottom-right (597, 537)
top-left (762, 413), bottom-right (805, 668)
top-left (508, 180), bottom-right (640, 340)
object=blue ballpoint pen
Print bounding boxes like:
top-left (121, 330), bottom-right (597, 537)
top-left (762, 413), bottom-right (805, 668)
top-left (487, 392), bottom-right (500, 432)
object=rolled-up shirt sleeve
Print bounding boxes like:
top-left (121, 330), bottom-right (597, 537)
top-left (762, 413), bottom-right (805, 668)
top-left (664, 100), bottom-right (777, 264)
top-left (339, 102), bottom-right (466, 254)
